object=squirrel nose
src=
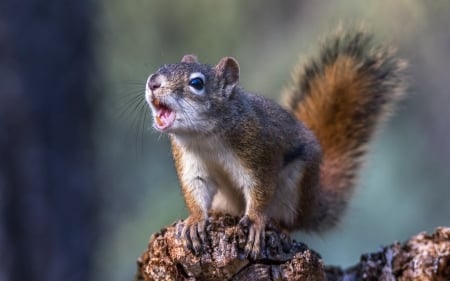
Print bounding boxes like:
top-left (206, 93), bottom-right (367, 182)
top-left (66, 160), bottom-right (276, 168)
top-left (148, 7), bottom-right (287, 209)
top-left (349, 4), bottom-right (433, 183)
top-left (148, 74), bottom-right (161, 91)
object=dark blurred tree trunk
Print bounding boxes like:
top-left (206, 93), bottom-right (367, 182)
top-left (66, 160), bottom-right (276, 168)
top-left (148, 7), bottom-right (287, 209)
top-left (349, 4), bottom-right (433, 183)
top-left (0, 1), bottom-right (97, 281)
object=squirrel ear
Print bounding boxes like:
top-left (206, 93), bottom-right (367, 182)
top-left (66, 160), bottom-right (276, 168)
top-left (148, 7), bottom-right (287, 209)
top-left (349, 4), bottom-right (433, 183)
top-left (181, 54), bottom-right (198, 63)
top-left (215, 57), bottom-right (239, 87)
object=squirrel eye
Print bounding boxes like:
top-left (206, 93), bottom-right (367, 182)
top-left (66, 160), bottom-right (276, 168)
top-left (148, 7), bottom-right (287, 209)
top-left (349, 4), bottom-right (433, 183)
top-left (188, 77), bottom-right (204, 91)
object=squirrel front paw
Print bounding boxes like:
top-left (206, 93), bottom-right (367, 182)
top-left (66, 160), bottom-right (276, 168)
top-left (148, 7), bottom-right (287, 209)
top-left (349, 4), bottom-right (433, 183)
top-left (238, 214), bottom-right (267, 259)
top-left (177, 215), bottom-right (208, 255)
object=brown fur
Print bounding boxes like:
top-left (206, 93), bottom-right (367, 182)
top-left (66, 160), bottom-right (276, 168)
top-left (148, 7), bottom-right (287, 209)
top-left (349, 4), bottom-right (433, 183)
top-left (145, 28), bottom-right (406, 257)
top-left (170, 137), bottom-right (204, 220)
top-left (283, 28), bottom-right (407, 231)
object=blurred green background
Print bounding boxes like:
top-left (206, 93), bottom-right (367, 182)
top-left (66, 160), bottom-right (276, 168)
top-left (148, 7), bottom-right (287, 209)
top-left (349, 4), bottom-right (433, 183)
top-left (93, 1), bottom-right (450, 280)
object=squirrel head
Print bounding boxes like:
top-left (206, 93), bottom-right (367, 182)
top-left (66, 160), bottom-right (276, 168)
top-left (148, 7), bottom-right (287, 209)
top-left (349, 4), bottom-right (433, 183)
top-left (145, 55), bottom-right (240, 135)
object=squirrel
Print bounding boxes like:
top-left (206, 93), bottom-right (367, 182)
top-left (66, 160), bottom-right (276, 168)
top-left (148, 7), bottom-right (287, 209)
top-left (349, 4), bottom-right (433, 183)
top-left (144, 28), bottom-right (407, 259)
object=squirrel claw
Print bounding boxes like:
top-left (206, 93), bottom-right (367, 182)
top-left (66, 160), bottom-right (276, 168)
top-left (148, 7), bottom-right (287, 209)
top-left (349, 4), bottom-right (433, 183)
top-left (179, 217), bottom-right (208, 255)
top-left (238, 215), bottom-right (251, 230)
top-left (239, 215), bottom-right (266, 259)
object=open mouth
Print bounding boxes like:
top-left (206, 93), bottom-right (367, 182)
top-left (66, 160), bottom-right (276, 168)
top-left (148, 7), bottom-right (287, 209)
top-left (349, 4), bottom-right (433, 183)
top-left (152, 98), bottom-right (176, 131)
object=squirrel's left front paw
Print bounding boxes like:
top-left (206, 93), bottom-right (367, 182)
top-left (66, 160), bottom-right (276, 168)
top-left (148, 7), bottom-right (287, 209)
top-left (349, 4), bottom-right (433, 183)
top-left (239, 214), bottom-right (266, 259)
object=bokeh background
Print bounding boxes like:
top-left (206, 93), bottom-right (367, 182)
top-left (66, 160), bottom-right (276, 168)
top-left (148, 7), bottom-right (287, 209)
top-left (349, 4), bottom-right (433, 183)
top-left (1, 1), bottom-right (449, 281)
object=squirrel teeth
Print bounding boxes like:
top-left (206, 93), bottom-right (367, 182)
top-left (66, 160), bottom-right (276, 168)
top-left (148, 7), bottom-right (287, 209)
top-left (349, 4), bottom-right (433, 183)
top-left (155, 116), bottom-right (164, 127)
top-left (153, 101), bottom-right (176, 131)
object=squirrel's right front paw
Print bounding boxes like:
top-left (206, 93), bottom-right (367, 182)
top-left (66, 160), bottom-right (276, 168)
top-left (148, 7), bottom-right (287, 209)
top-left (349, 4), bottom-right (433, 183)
top-left (176, 216), bottom-right (208, 255)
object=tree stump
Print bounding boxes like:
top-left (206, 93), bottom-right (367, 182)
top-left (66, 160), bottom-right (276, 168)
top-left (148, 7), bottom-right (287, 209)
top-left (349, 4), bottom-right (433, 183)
top-left (325, 226), bottom-right (450, 281)
top-left (136, 214), bottom-right (449, 281)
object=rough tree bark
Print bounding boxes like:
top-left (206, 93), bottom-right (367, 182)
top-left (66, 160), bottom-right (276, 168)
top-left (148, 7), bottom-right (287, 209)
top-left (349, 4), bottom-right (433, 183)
top-left (136, 215), bottom-right (449, 281)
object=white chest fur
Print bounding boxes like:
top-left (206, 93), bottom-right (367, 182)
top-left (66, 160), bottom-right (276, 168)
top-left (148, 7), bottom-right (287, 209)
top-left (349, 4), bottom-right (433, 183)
top-left (172, 134), bottom-right (303, 225)
top-left (172, 134), bottom-right (254, 215)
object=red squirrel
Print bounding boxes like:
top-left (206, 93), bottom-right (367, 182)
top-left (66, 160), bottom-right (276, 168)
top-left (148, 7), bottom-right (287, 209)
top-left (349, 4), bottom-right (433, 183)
top-left (145, 28), bottom-right (406, 258)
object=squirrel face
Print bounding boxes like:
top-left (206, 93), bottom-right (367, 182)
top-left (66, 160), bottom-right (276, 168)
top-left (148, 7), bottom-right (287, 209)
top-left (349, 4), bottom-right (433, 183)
top-left (145, 55), bottom-right (240, 136)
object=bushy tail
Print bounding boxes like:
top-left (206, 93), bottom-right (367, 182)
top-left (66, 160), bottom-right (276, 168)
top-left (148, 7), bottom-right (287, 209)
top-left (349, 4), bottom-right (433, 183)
top-left (283, 27), bottom-right (407, 231)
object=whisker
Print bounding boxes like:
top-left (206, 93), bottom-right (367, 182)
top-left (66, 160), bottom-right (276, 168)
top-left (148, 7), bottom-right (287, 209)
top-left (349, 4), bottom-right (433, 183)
top-left (139, 99), bottom-right (150, 154)
top-left (115, 93), bottom-right (146, 124)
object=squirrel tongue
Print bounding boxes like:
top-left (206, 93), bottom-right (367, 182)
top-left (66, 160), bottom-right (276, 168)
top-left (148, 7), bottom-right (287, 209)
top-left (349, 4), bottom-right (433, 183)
top-left (155, 105), bottom-right (175, 130)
